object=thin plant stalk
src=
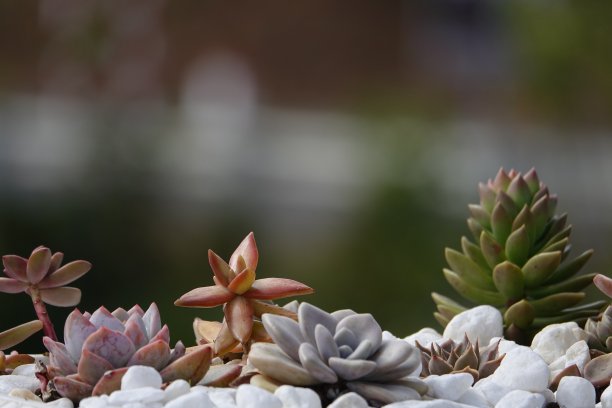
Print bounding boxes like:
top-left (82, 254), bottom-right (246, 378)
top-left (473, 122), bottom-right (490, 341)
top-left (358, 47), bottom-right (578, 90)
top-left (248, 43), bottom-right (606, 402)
top-left (29, 287), bottom-right (57, 341)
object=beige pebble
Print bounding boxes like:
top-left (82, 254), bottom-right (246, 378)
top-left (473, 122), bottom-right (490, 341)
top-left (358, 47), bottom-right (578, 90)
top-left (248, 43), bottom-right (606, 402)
top-left (8, 388), bottom-right (41, 401)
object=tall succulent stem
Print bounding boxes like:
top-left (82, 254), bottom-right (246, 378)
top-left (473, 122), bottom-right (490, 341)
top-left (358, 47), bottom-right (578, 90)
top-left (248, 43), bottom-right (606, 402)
top-left (29, 287), bottom-right (57, 341)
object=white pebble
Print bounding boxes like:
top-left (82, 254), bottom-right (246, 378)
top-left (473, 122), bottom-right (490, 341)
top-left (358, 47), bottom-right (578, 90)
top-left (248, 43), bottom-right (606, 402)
top-left (201, 386), bottom-right (237, 407)
top-left (404, 328), bottom-right (442, 347)
top-left (601, 382), bottom-right (612, 408)
top-left (108, 387), bottom-right (165, 405)
top-left (490, 346), bottom-right (550, 393)
top-left (531, 323), bottom-right (588, 364)
top-left (236, 384), bottom-right (282, 408)
top-left (164, 390), bottom-right (215, 408)
top-left (494, 390), bottom-right (546, 408)
top-left (163, 380), bottom-right (191, 402)
top-left (79, 396), bottom-right (111, 408)
top-left (456, 388), bottom-right (489, 408)
top-left (556, 376), bottom-right (595, 408)
top-left (564, 340), bottom-right (591, 374)
top-left (327, 392), bottom-right (368, 408)
top-left (121, 366), bottom-right (163, 390)
top-left (424, 373), bottom-right (473, 401)
top-left (10, 365), bottom-right (36, 377)
top-left (384, 400), bottom-right (480, 407)
top-left (274, 385), bottom-right (322, 408)
top-left (0, 375), bottom-right (40, 394)
top-left (443, 306), bottom-right (503, 345)
top-left (474, 377), bottom-right (512, 406)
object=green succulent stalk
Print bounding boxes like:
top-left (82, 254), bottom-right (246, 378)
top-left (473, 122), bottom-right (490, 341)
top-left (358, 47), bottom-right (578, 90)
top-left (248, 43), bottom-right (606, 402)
top-left (433, 169), bottom-right (603, 343)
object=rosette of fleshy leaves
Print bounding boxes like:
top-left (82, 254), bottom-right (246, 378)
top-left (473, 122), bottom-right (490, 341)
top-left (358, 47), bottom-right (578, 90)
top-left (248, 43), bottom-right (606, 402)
top-left (0, 320), bottom-right (43, 374)
top-left (249, 302), bottom-right (427, 406)
top-left (585, 274), bottom-right (612, 352)
top-left (42, 303), bottom-right (212, 402)
top-left (0, 246), bottom-right (91, 340)
top-left (175, 232), bottom-right (314, 355)
top-left (416, 335), bottom-right (504, 382)
top-left (433, 169), bottom-right (603, 343)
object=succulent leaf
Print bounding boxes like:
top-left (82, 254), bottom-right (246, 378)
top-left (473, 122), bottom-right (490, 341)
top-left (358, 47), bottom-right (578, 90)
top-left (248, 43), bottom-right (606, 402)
top-left (26, 247), bottom-right (52, 284)
top-left (38, 261), bottom-right (92, 289)
top-left (492, 261), bottom-right (524, 300)
top-left (0, 278), bottom-right (28, 294)
top-left (0, 320), bottom-right (42, 351)
top-left (2, 255), bottom-right (28, 281)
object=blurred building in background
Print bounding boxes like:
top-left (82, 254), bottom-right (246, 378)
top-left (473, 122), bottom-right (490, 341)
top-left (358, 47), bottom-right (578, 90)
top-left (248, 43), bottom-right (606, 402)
top-left (1, 1), bottom-right (611, 349)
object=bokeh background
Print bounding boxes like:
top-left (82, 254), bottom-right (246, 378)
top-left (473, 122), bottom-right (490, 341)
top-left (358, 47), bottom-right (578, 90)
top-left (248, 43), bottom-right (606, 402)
top-left (2, 1), bottom-right (612, 351)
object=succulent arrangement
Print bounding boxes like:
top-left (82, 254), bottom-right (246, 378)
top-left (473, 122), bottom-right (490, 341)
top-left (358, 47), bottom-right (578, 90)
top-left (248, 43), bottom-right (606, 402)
top-left (432, 168), bottom-right (603, 343)
top-left (0, 169), bottom-right (610, 407)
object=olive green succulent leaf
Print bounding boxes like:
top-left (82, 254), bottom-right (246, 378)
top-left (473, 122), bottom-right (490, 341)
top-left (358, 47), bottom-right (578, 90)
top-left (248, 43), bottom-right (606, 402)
top-left (522, 252), bottom-right (562, 288)
top-left (527, 273), bottom-right (597, 298)
top-left (480, 231), bottom-right (505, 268)
top-left (504, 300), bottom-right (535, 330)
top-left (491, 202), bottom-right (513, 245)
top-left (0, 320), bottom-right (43, 351)
top-left (492, 261), bottom-right (524, 300)
top-left (505, 225), bottom-right (530, 266)
top-left (445, 249), bottom-right (495, 290)
top-left (545, 250), bottom-right (594, 285)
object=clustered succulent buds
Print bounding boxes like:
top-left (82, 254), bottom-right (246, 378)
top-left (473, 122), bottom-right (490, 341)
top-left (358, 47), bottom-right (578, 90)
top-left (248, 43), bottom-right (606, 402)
top-left (433, 168), bottom-right (602, 343)
top-left (175, 232), bottom-right (314, 354)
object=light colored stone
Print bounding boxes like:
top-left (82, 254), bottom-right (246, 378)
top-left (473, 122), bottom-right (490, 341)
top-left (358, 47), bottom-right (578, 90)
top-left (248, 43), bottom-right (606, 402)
top-left (443, 306), bottom-right (503, 345)
top-left (564, 340), bottom-right (590, 374)
top-left (556, 376), bottom-right (595, 408)
top-left (79, 396), bottom-right (110, 408)
top-left (531, 322), bottom-right (588, 365)
top-left (494, 390), bottom-right (546, 408)
top-left (456, 388), bottom-right (489, 408)
top-left (0, 375), bottom-right (40, 394)
top-left (384, 400), bottom-right (478, 407)
top-left (490, 337), bottom-right (520, 355)
top-left (423, 373), bottom-right (473, 401)
top-left (121, 366), bottom-right (163, 390)
top-left (236, 384), bottom-right (282, 408)
top-left (601, 382), bottom-right (612, 408)
top-left (7, 389), bottom-right (40, 402)
top-left (163, 379), bottom-right (191, 402)
top-left (274, 385), bottom-right (322, 408)
top-left (490, 346), bottom-right (550, 393)
top-left (474, 377), bottom-right (512, 406)
top-left (10, 365), bottom-right (36, 378)
top-left (327, 392), bottom-right (368, 408)
top-left (108, 387), bottom-right (165, 404)
top-left (200, 386), bottom-right (237, 407)
top-left (404, 328), bottom-right (442, 347)
top-left (164, 390), bottom-right (215, 408)
top-left (0, 394), bottom-right (73, 407)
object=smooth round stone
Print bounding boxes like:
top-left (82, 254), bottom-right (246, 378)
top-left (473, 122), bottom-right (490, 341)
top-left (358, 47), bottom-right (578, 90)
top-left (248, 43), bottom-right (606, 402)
top-left (0, 375), bottom-right (41, 393)
top-left (121, 365), bottom-right (163, 390)
top-left (474, 377), bottom-right (512, 406)
top-left (556, 376), bottom-right (595, 408)
top-left (601, 381), bottom-right (612, 408)
top-left (564, 340), bottom-right (590, 374)
top-left (424, 373), bottom-right (473, 401)
top-left (236, 384), bottom-right (282, 408)
top-left (274, 385), bottom-right (322, 408)
top-left (8, 388), bottom-right (40, 401)
top-left (456, 388), bottom-right (489, 408)
top-left (108, 387), bottom-right (165, 404)
top-left (531, 322), bottom-right (588, 365)
top-left (494, 390), bottom-right (546, 408)
top-left (10, 364), bottom-right (37, 377)
top-left (404, 328), bottom-right (442, 347)
top-left (327, 392), bottom-right (368, 408)
top-left (198, 386), bottom-right (237, 407)
top-left (79, 396), bottom-right (110, 408)
top-left (490, 346), bottom-right (550, 393)
top-left (164, 390), bottom-right (215, 408)
top-left (384, 400), bottom-right (479, 407)
top-left (163, 379), bottom-right (191, 402)
top-left (443, 306), bottom-right (503, 345)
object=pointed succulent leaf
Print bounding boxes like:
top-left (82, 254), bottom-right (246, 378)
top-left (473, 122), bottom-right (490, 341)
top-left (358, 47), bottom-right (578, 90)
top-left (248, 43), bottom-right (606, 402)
top-left (445, 249), bottom-right (495, 290)
top-left (127, 305), bottom-right (145, 316)
top-left (64, 309), bottom-right (97, 363)
top-left (26, 246), bottom-right (52, 284)
top-left (82, 327), bottom-right (135, 368)
top-left (298, 302), bottom-right (338, 345)
top-left (531, 194), bottom-right (551, 237)
top-left (243, 278), bottom-right (314, 300)
top-left (298, 342), bottom-right (338, 383)
top-left (315, 324), bottom-right (339, 361)
top-left (168, 340), bottom-right (186, 364)
top-left (468, 205), bottom-right (490, 230)
top-left (505, 225), bottom-right (530, 266)
top-left (550, 364), bottom-right (581, 391)
top-left (492, 168), bottom-right (511, 191)
top-left (91, 367), bottom-right (128, 396)
top-left (77, 349), bottom-right (114, 385)
top-left (199, 363), bottom-right (242, 387)
top-left (523, 168), bottom-right (540, 194)
top-left (542, 237), bottom-right (568, 254)
top-left (111, 308), bottom-right (129, 322)
top-left (504, 300), bottom-right (535, 329)
top-left (38, 261), bottom-right (91, 289)
top-left (150, 324), bottom-right (170, 344)
top-left (43, 337), bottom-right (77, 374)
top-left (527, 273), bottom-right (597, 298)
top-left (48, 252), bottom-right (64, 273)
top-left (460, 237), bottom-right (489, 270)
top-left (336, 313), bottom-right (382, 353)
top-left (213, 321), bottom-right (241, 356)
top-left (479, 183), bottom-right (496, 213)
top-left (160, 345), bottom-right (212, 384)
top-left (434, 312), bottom-right (450, 327)
top-left (584, 353), bottom-right (612, 387)
top-left (431, 292), bottom-right (467, 315)
top-left (507, 175), bottom-right (531, 209)
top-left (142, 303), bottom-right (162, 338)
top-left (40, 287), bottom-right (81, 307)
top-left (224, 296), bottom-right (253, 344)
top-left (492, 261), bottom-right (524, 300)
top-left (208, 250), bottom-right (234, 286)
top-left (0, 278), bottom-right (28, 294)
top-left (54, 375), bottom-right (94, 401)
top-left (89, 306), bottom-right (125, 332)
top-left (174, 285), bottom-right (235, 307)
top-left (261, 313), bottom-right (303, 361)
top-left (467, 218), bottom-right (484, 241)
top-left (2, 255), bottom-right (28, 281)
top-left (123, 314), bottom-right (148, 349)
top-left (593, 274), bottom-right (612, 298)
top-left (251, 299), bottom-right (297, 319)
top-left (480, 231), bottom-right (505, 268)
top-left (227, 268), bottom-right (256, 295)
top-left (491, 202), bottom-right (513, 244)
top-left (495, 190), bottom-right (519, 217)
top-left (454, 344), bottom-right (478, 371)
top-left (0, 320), bottom-right (40, 354)
top-left (229, 232), bottom-right (258, 273)
top-left (512, 205), bottom-right (536, 244)
top-left (545, 250), bottom-right (593, 284)
top-left (193, 318), bottom-right (222, 344)
top-left (522, 252), bottom-right (561, 288)
top-left (443, 270), bottom-right (505, 306)
top-left (127, 339), bottom-right (170, 370)
top-left (539, 214), bottom-right (567, 247)
top-left (530, 292), bottom-right (585, 317)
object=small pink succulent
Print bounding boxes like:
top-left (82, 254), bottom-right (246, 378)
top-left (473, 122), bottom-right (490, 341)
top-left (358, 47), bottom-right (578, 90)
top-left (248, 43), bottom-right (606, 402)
top-left (175, 232), bottom-right (313, 354)
top-left (43, 303), bottom-right (212, 402)
top-left (0, 246), bottom-right (91, 340)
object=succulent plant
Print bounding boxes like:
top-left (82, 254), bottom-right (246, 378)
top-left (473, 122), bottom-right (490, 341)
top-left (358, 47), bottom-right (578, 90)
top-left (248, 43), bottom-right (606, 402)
top-left (415, 335), bottom-right (504, 382)
top-left (584, 273), bottom-right (612, 391)
top-left (175, 232), bottom-right (314, 355)
top-left (0, 320), bottom-right (43, 374)
top-left (0, 246), bottom-right (91, 340)
top-left (433, 168), bottom-right (603, 343)
top-left (249, 302), bottom-right (427, 406)
top-left (42, 303), bottom-right (212, 402)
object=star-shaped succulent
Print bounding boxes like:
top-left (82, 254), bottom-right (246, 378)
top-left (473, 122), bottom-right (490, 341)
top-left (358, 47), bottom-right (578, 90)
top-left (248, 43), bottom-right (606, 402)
top-left (0, 246), bottom-right (91, 341)
top-left (175, 232), bottom-right (314, 355)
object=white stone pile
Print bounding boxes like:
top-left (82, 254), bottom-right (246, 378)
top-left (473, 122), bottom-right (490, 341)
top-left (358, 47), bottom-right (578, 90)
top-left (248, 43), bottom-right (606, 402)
top-left (0, 305), bottom-right (610, 407)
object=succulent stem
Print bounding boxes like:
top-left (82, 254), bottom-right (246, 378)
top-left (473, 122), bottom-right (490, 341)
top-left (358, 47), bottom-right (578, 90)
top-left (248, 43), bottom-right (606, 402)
top-left (29, 287), bottom-right (57, 341)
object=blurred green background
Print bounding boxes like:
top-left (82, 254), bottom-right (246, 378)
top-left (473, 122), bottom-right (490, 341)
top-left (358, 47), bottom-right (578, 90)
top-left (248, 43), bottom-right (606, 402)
top-left (1, 1), bottom-right (612, 352)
